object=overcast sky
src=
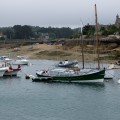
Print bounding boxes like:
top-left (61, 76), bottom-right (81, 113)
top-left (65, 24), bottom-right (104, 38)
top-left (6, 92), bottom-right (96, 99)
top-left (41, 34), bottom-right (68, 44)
top-left (0, 0), bottom-right (120, 28)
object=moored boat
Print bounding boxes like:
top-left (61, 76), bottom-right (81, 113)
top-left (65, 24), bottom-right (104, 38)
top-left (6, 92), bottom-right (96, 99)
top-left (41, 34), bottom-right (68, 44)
top-left (0, 67), bottom-right (9, 77)
top-left (0, 56), bottom-right (12, 63)
top-left (4, 64), bottom-right (21, 76)
top-left (57, 60), bottom-right (79, 68)
top-left (34, 4), bottom-right (105, 83)
top-left (0, 62), bottom-right (9, 77)
top-left (12, 56), bottom-right (29, 65)
top-left (36, 68), bottom-right (105, 82)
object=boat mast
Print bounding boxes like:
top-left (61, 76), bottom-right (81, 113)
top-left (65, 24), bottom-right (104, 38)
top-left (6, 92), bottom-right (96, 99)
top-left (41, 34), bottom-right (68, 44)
top-left (81, 27), bottom-right (84, 69)
top-left (95, 4), bottom-right (100, 69)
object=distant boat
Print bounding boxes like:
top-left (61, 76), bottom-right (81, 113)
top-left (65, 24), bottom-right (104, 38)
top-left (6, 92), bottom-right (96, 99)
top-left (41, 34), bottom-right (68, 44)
top-left (12, 56), bottom-right (29, 65)
top-left (0, 56), bottom-right (12, 62)
top-left (0, 62), bottom-right (9, 77)
top-left (56, 60), bottom-right (79, 68)
top-left (4, 64), bottom-right (21, 76)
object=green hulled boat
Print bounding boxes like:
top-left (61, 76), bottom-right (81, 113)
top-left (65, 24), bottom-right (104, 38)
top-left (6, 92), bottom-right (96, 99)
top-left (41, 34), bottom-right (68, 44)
top-left (36, 68), bottom-right (105, 82)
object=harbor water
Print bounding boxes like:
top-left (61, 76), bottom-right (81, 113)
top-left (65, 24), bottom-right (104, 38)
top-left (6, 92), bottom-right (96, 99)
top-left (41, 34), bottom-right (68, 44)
top-left (0, 60), bottom-right (120, 120)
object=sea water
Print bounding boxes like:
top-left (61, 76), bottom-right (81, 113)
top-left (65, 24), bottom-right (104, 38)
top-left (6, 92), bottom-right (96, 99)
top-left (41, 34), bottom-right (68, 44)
top-left (0, 60), bottom-right (120, 120)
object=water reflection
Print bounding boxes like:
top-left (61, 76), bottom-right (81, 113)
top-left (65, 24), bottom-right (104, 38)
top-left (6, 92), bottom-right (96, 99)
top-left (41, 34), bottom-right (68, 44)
top-left (32, 80), bottom-right (105, 90)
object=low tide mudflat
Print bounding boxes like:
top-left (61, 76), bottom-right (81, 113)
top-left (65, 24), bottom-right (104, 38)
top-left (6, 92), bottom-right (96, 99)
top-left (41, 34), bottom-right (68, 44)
top-left (0, 43), bottom-right (119, 64)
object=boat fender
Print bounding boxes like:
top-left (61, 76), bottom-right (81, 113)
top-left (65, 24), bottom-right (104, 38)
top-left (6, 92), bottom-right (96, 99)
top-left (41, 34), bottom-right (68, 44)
top-left (25, 74), bottom-right (30, 79)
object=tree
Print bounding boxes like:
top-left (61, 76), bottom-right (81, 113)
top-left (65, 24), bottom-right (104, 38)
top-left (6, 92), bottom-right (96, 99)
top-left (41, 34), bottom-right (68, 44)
top-left (100, 25), bottom-right (118, 36)
top-left (22, 25), bottom-right (33, 39)
top-left (70, 32), bottom-right (81, 39)
top-left (100, 26), bottom-right (108, 36)
top-left (82, 24), bottom-right (95, 37)
top-left (107, 25), bottom-right (117, 35)
top-left (13, 25), bottom-right (32, 39)
top-left (13, 25), bottom-right (23, 39)
top-left (4, 28), bottom-right (14, 39)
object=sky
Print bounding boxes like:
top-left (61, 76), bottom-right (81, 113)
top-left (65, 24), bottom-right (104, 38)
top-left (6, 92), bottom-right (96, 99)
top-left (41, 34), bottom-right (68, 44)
top-left (0, 0), bottom-right (120, 28)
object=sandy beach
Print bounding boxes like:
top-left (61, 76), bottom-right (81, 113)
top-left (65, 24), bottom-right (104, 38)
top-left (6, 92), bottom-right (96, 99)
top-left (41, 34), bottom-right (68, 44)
top-left (0, 43), bottom-right (118, 64)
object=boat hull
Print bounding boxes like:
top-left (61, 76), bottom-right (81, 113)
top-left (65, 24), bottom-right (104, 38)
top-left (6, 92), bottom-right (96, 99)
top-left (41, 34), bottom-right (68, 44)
top-left (36, 69), bottom-right (105, 82)
top-left (0, 67), bottom-right (9, 77)
top-left (4, 69), bottom-right (21, 76)
top-left (12, 61), bottom-right (29, 65)
top-left (58, 61), bottom-right (78, 68)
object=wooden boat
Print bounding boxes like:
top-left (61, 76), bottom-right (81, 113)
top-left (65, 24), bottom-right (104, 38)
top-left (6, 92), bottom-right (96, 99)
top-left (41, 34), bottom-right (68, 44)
top-left (34, 4), bottom-right (105, 83)
top-left (36, 68), bottom-right (105, 82)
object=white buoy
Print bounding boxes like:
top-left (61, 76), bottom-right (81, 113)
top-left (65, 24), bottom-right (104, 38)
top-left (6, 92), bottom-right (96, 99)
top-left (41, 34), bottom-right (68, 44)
top-left (117, 79), bottom-right (120, 84)
top-left (26, 74), bottom-right (30, 79)
top-left (25, 74), bottom-right (35, 79)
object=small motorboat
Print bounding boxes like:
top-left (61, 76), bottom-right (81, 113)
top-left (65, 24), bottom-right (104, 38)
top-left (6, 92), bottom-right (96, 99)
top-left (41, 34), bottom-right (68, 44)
top-left (0, 62), bottom-right (9, 77)
top-left (0, 56), bottom-right (12, 62)
top-left (12, 56), bottom-right (29, 65)
top-left (57, 60), bottom-right (79, 68)
top-left (4, 64), bottom-right (21, 76)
